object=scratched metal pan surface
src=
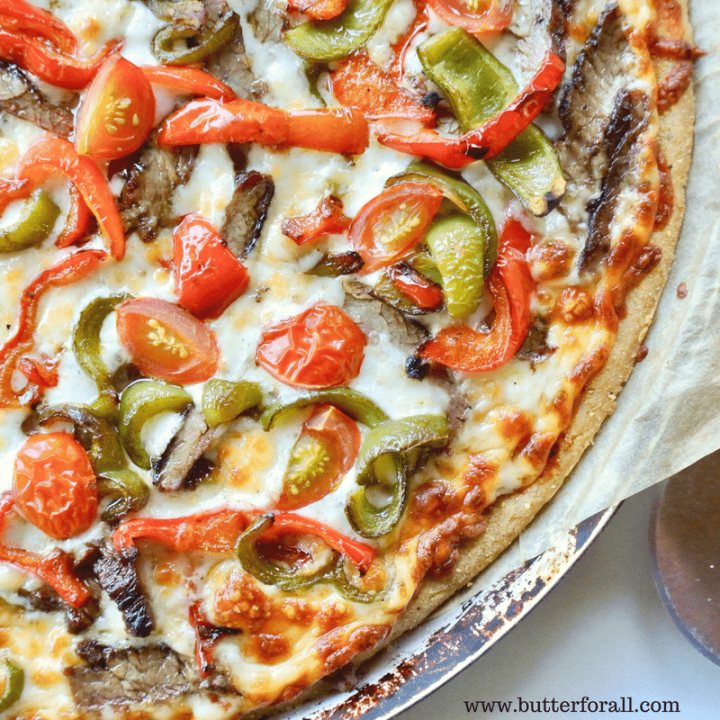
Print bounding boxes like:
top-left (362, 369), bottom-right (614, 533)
top-left (268, 506), bottom-right (617, 720)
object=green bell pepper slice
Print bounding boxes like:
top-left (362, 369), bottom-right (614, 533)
top-left (285, 0), bottom-right (395, 61)
top-left (418, 28), bottom-right (565, 216)
top-left (152, 11), bottom-right (238, 65)
top-left (202, 379), bottom-right (263, 428)
top-left (260, 388), bottom-right (389, 431)
top-left (388, 161), bottom-right (497, 279)
top-left (0, 191), bottom-right (60, 254)
top-left (424, 211), bottom-right (486, 320)
top-left (119, 380), bottom-right (193, 469)
top-left (347, 414), bottom-right (449, 537)
top-left (0, 659), bottom-right (23, 712)
top-left (98, 469), bottom-right (150, 524)
top-left (73, 295), bottom-right (129, 417)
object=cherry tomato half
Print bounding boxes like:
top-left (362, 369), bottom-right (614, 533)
top-left (13, 432), bottom-right (98, 540)
top-left (277, 404), bottom-right (361, 511)
top-left (116, 297), bottom-right (220, 384)
top-left (173, 214), bottom-right (250, 320)
top-left (256, 305), bottom-right (366, 389)
top-left (75, 54), bottom-right (155, 160)
top-left (427, 0), bottom-right (514, 33)
top-left (349, 182), bottom-right (444, 274)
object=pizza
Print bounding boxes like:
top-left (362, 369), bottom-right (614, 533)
top-left (0, 0), bottom-right (697, 717)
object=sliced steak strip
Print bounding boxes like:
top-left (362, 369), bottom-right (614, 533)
top-left (222, 171), bottom-right (275, 258)
top-left (515, 0), bottom-right (571, 81)
top-left (94, 545), bottom-right (154, 638)
top-left (557, 3), bottom-right (653, 272)
top-left (249, 0), bottom-right (285, 43)
top-left (66, 641), bottom-right (235, 713)
top-left (342, 279), bottom-right (429, 352)
top-left (0, 61), bottom-right (74, 136)
top-left (153, 405), bottom-right (222, 492)
top-left (118, 140), bottom-right (197, 243)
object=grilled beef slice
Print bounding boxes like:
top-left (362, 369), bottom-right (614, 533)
top-left (557, 3), bottom-right (652, 273)
top-left (94, 545), bottom-right (154, 637)
top-left (342, 279), bottom-right (429, 352)
top-left (118, 140), bottom-right (197, 243)
top-left (153, 405), bottom-right (222, 492)
top-left (514, 0), bottom-right (571, 82)
top-left (222, 171), bottom-right (275, 257)
top-left (249, 0), bottom-right (286, 43)
top-left (66, 641), bottom-right (235, 713)
top-left (0, 61), bottom-right (74, 136)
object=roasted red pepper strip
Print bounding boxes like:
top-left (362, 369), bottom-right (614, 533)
top-left (281, 195), bottom-right (351, 245)
top-left (0, 178), bottom-right (31, 214)
top-left (158, 99), bottom-right (369, 155)
top-left (113, 507), bottom-right (376, 571)
top-left (18, 138), bottom-right (125, 260)
top-left (331, 50), bottom-right (435, 124)
top-left (287, 0), bottom-right (348, 20)
top-left (388, 262), bottom-right (444, 312)
top-left (0, 494), bottom-right (91, 607)
top-left (17, 355), bottom-right (59, 389)
top-left (56, 185), bottom-right (92, 249)
top-left (0, 0), bottom-right (78, 54)
top-left (141, 65), bottom-right (236, 101)
top-left (0, 250), bottom-right (106, 408)
top-left (391, 0), bottom-right (428, 80)
top-left (0, 31), bottom-right (119, 91)
top-left (419, 212), bottom-right (533, 372)
top-left (378, 51), bottom-right (565, 168)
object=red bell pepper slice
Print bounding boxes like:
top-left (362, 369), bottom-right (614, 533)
top-left (388, 262), bottom-right (444, 312)
top-left (287, 0), bottom-right (348, 20)
top-left (158, 99), bottom-right (369, 155)
top-left (419, 212), bottom-right (533, 372)
top-left (0, 0), bottom-right (78, 55)
top-left (112, 507), bottom-right (376, 571)
top-left (331, 50), bottom-right (435, 124)
top-left (378, 51), bottom-right (565, 168)
top-left (0, 177), bottom-right (32, 214)
top-left (391, 0), bottom-right (429, 80)
top-left (56, 184), bottom-right (92, 249)
top-left (281, 195), bottom-right (351, 245)
top-left (0, 494), bottom-right (91, 607)
top-left (0, 250), bottom-right (106, 408)
top-left (0, 30), bottom-right (119, 91)
top-left (141, 65), bottom-right (236, 101)
top-left (18, 138), bottom-right (125, 260)
top-left (17, 355), bottom-right (59, 389)
top-left (173, 214), bottom-right (250, 320)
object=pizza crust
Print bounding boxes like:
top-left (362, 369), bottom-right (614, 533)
top-left (391, 0), bottom-right (695, 643)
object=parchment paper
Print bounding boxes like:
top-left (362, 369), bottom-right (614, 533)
top-left (480, 0), bottom-right (720, 579)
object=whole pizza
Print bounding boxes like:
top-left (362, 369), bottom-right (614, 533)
top-left (0, 0), bottom-right (697, 717)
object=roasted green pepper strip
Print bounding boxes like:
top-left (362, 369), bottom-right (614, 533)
top-left (408, 249), bottom-right (443, 287)
top-left (418, 28), bottom-right (565, 216)
top-left (97, 469), bottom-right (150, 524)
top-left (152, 11), bottom-right (238, 65)
top-left (372, 272), bottom-right (430, 317)
top-left (202, 379), bottom-right (263, 428)
top-left (307, 251), bottom-right (364, 277)
top-left (330, 560), bottom-right (387, 603)
top-left (260, 388), bottom-right (389, 431)
top-left (0, 191), bottom-right (60, 254)
top-left (237, 515), bottom-right (338, 592)
top-left (355, 415), bottom-right (450, 485)
top-left (425, 212), bottom-right (486, 320)
top-left (285, 0), bottom-right (395, 61)
top-left (119, 380), bottom-right (192, 469)
top-left (346, 456), bottom-right (406, 539)
top-left (73, 295), bottom-right (129, 416)
top-left (388, 162), bottom-right (496, 279)
top-left (0, 659), bottom-right (23, 713)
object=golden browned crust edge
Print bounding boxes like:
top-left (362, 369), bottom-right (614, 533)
top-left (390, 3), bottom-right (696, 640)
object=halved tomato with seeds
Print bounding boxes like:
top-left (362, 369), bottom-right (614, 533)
top-left (116, 297), bottom-right (220, 384)
top-left (75, 55), bottom-right (155, 160)
top-left (349, 183), bottom-right (444, 274)
top-left (277, 405), bottom-right (361, 511)
top-left (426, 0), bottom-right (514, 33)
